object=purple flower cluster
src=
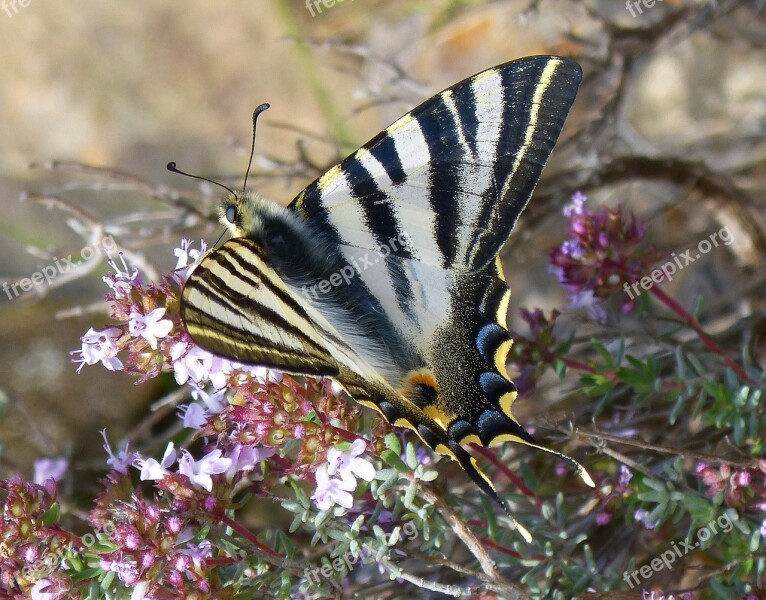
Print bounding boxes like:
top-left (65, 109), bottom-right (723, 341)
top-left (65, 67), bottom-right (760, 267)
top-left (549, 192), bottom-right (660, 315)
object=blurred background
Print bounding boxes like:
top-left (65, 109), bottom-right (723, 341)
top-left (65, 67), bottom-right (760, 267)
top-left (0, 0), bottom-right (764, 517)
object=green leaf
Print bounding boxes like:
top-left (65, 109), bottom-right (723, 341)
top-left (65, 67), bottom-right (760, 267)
top-left (384, 432), bottom-right (401, 455)
top-left (381, 449), bottom-right (409, 473)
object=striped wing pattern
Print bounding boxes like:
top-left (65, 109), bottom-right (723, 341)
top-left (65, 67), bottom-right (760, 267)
top-left (181, 56), bottom-right (587, 529)
top-left (183, 237), bottom-right (366, 379)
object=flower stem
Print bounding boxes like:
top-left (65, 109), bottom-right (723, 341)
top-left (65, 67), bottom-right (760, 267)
top-left (214, 510), bottom-right (280, 558)
top-left (648, 286), bottom-right (754, 384)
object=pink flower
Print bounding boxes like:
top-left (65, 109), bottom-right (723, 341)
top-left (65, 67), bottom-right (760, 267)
top-left (595, 511), bottom-right (612, 526)
top-left (33, 457), bottom-right (68, 485)
top-left (101, 430), bottom-right (138, 474)
top-left (224, 444), bottom-right (275, 480)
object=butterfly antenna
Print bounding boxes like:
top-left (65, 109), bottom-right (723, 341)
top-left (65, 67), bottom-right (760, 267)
top-left (242, 103), bottom-right (270, 193)
top-left (166, 162), bottom-right (237, 197)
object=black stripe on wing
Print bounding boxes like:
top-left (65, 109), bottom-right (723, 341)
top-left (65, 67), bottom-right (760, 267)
top-left (466, 57), bottom-right (582, 271)
top-left (417, 92), bottom-right (466, 267)
top-left (181, 239), bottom-right (340, 376)
top-left (341, 156), bottom-right (416, 316)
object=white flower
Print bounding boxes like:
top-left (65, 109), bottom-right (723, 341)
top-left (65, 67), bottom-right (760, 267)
top-left (129, 307), bottom-right (173, 349)
top-left (311, 464), bottom-right (356, 511)
top-left (173, 238), bottom-right (207, 282)
top-left (179, 403), bottom-right (207, 429)
top-left (135, 442), bottom-right (177, 481)
top-left (75, 327), bottom-right (123, 372)
top-left (192, 387), bottom-right (227, 414)
top-left (130, 581), bottom-right (150, 600)
top-left (103, 254), bottom-right (142, 298)
top-left (327, 439), bottom-right (375, 484)
top-left (30, 578), bottom-right (60, 600)
top-left (179, 387), bottom-right (228, 428)
top-left (178, 449), bottom-right (232, 492)
top-left (170, 343), bottom-right (214, 385)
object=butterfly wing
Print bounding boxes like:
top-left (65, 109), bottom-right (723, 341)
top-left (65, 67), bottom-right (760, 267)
top-left (288, 55), bottom-right (581, 396)
top-left (182, 237), bottom-right (376, 379)
top-left (286, 55), bottom-right (582, 437)
top-left (290, 55), bottom-right (581, 272)
top-left (281, 56), bottom-right (591, 512)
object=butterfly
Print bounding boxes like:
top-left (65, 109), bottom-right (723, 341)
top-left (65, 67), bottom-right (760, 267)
top-left (178, 55), bottom-right (593, 539)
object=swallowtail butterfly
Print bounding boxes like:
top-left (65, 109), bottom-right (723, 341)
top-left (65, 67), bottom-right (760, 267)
top-left (178, 56), bottom-right (593, 538)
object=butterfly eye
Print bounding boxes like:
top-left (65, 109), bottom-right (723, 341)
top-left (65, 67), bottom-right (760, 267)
top-left (225, 205), bottom-right (238, 224)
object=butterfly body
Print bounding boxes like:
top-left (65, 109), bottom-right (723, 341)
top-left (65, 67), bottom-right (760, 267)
top-left (180, 56), bottom-right (592, 533)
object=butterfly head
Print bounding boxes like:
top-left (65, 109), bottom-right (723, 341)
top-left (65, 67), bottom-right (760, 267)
top-left (218, 191), bottom-right (316, 263)
top-left (220, 191), bottom-right (263, 239)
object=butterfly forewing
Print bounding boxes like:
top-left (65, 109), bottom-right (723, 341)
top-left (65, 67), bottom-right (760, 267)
top-left (180, 56), bottom-right (588, 527)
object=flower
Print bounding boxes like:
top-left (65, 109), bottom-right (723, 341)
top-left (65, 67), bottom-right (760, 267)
top-left (103, 254), bottom-right (142, 298)
top-left (135, 442), bottom-right (177, 481)
top-left (33, 457), bottom-right (68, 485)
top-left (177, 449), bottom-right (232, 492)
top-left (634, 508), bottom-right (656, 529)
top-left (224, 444), bottom-right (275, 480)
top-left (74, 327), bottom-right (123, 372)
top-left (170, 343), bottom-right (215, 386)
top-left (327, 439), bottom-right (375, 484)
top-left (595, 510), bottom-right (611, 526)
top-left (549, 191), bottom-right (659, 314)
top-left (179, 387), bottom-right (228, 428)
top-left (311, 464), bottom-right (356, 510)
top-left (128, 307), bottom-right (173, 350)
top-left (30, 578), bottom-right (67, 600)
top-left (618, 464), bottom-right (633, 487)
top-left (173, 238), bottom-right (207, 282)
top-left (101, 430), bottom-right (138, 474)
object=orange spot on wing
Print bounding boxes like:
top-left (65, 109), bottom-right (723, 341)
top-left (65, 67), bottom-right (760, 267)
top-left (405, 368), bottom-right (439, 390)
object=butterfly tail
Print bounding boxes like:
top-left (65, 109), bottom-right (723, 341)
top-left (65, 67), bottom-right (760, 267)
top-left (448, 440), bottom-right (532, 542)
